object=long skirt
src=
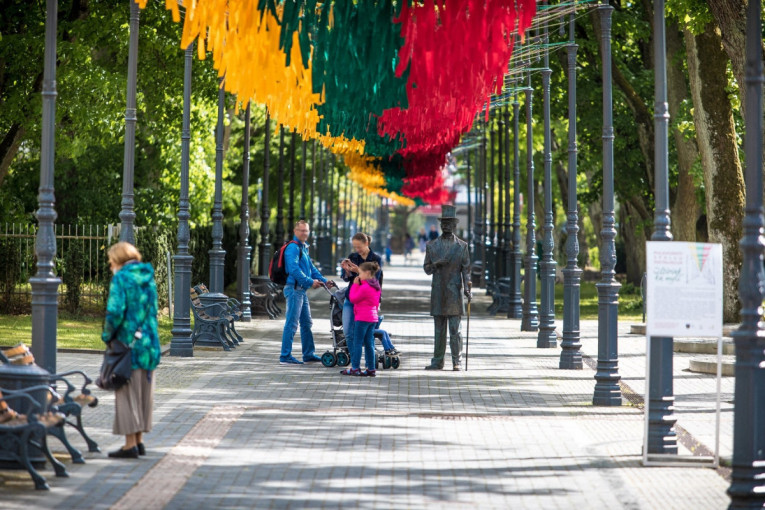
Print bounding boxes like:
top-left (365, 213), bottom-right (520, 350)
top-left (113, 368), bottom-right (154, 435)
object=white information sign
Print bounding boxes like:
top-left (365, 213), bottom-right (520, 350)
top-left (645, 241), bottom-right (723, 338)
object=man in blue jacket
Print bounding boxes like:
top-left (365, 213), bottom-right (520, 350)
top-left (280, 220), bottom-right (328, 365)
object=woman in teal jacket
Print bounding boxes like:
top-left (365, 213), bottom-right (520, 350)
top-left (102, 242), bottom-right (161, 459)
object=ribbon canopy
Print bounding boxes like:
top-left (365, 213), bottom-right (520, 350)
top-left (158, 0), bottom-right (537, 204)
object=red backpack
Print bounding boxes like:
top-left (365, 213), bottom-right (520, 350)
top-left (268, 241), bottom-right (303, 285)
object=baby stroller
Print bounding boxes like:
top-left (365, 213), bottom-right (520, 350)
top-left (320, 282), bottom-right (350, 367)
top-left (374, 317), bottom-right (401, 370)
top-left (319, 283), bottom-right (401, 370)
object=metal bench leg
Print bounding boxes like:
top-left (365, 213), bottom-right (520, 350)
top-left (218, 324), bottom-right (231, 351)
top-left (48, 423), bottom-right (84, 464)
top-left (32, 430), bottom-right (68, 477)
top-left (229, 322), bottom-right (243, 343)
top-left (19, 429), bottom-right (49, 490)
top-left (69, 414), bottom-right (100, 452)
top-left (223, 324), bottom-right (238, 348)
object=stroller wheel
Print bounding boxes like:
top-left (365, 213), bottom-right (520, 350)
top-left (321, 351), bottom-right (337, 367)
top-left (336, 351), bottom-right (350, 367)
top-left (391, 356), bottom-right (400, 369)
top-left (383, 355), bottom-right (393, 370)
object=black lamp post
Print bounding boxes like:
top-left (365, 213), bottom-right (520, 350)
top-left (538, 13), bottom-right (557, 349)
top-left (646, 0), bottom-right (677, 453)
top-left (236, 103), bottom-right (253, 322)
top-left (288, 131), bottom-right (296, 232)
top-left (170, 42), bottom-right (194, 357)
top-left (257, 111), bottom-right (271, 276)
top-left (521, 71), bottom-right (539, 333)
top-left (208, 81), bottom-right (226, 294)
top-left (592, 1), bottom-right (623, 407)
top-left (560, 15), bottom-right (583, 370)
top-left (274, 127), bottom-right (286, 247)
top-left (508, 89), bottom-right (523, 319)
top-left (119, 0), bottom-right (140, 245)
top-left (727, 0), bottom-right (765, 506)
top-left (29, 0), bottom-right (61, 373)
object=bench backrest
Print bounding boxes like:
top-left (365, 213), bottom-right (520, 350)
top-left (190, 288), bottom-right (203, 308)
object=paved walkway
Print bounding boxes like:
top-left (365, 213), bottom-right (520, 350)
top-left (2, 256), bottom-right (732, 509)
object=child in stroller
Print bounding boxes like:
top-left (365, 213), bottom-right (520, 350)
top-left (374, 316), bottom-right (401, 370)
top-left (319, 283), bottom-right (401, 369)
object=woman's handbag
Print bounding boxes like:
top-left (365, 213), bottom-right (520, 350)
top-left (96, 338), bottom-right (133, 391)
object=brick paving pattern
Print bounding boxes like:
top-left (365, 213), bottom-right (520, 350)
top-left (1, 256), bottom-right (732, 509)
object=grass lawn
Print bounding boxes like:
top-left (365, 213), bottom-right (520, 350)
top-left (0, 313), bottom-right (174, 351)
top-left (556, 281), bottom-right (644, 322)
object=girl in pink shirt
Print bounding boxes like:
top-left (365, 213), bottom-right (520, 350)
top-left (342, 261), bottom-right (381, 377)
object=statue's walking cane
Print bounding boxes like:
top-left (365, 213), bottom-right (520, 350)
top-left (465, 281), bottom-right (472, 371)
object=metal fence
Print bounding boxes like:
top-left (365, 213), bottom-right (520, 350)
top-left (0, 223), bottom-right (117, 313)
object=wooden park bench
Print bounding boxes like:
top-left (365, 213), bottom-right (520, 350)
top-left (194, 283), bottom-right (246, 323)
top-left (487, 277), bottom-right (511, 316)
top-left (249, 278), bottom-right (282, 319)
top-left (193, 284), bottom-right (243, 345)
top-left (189, 288), bottom-right (238, 350)
top-left (1, 345), bottom-right (100, 465)
top-left (0, 385), bottom-right (68, 490)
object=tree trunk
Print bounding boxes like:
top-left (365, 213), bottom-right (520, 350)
top-left (707, 0), bottom-right (765, 207)
top-left (553, 132), bottom-right (568, 212)
top-left (578, 214), bottom-right (590, 268)
top-left (0, 123), bottom-right (25, 188)
top-left (685, 23), bottom-right (745, 323)
top-left (620, 198), bottom-right (649, 285)
top-left (588, 200), bottom-right (602, 270)
top-left (706, 0), bottom-right (748, 105)
top-left (666, 22), bottom-right (699, 242)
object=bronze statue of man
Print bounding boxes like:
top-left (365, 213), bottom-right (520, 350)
top-left (423, 205), bottom-right (472, 371)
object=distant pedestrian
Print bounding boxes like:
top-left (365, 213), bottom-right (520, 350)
top-left (280, 220), bottom-right (328, 365)
top-left (103, 242), bottom-right (161, 459)
top-left (342, 261), bottom-right (382, 377)
top-left (428, 224), bottom-right (439, 241)
top-left (418, 228), bottom-right (427, 253)
top-left (404, 233), bottom-right (415, 262)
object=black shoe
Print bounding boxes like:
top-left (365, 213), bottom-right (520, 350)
top-left (425, 364), bottom-right (444, 370)
top-left (108, 446), bottom-right (139, 459)
top-left (137, 443), bottom-right (146, 456)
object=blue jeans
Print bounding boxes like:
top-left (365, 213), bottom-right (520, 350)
top-left (352, 320), bottom-right (376, 371)
top-left (280, 286), bottom-right (317, 360)
top-left (342, 296), bottom-right (355, 348)
top-left (374, 329), bottom-right (394, 351)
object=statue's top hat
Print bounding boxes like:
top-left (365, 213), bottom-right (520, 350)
top-left (439, 205), bottom-right (458, 222)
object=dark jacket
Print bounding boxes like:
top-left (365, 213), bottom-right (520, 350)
top-left (101, 261), bottom-right (161, 371)
top-left (341, 250), bottom-right (384, 288)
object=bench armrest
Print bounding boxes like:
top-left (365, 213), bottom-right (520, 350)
top-left (193, 301), bottom-right (228, 318)
top-left (0, 385), bottom-right (61, 415)
top-left (50, 370), bottom-right (95, 402)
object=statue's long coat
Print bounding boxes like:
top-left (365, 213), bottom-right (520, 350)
top-left (423, 235), bottom-right (471, 316)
